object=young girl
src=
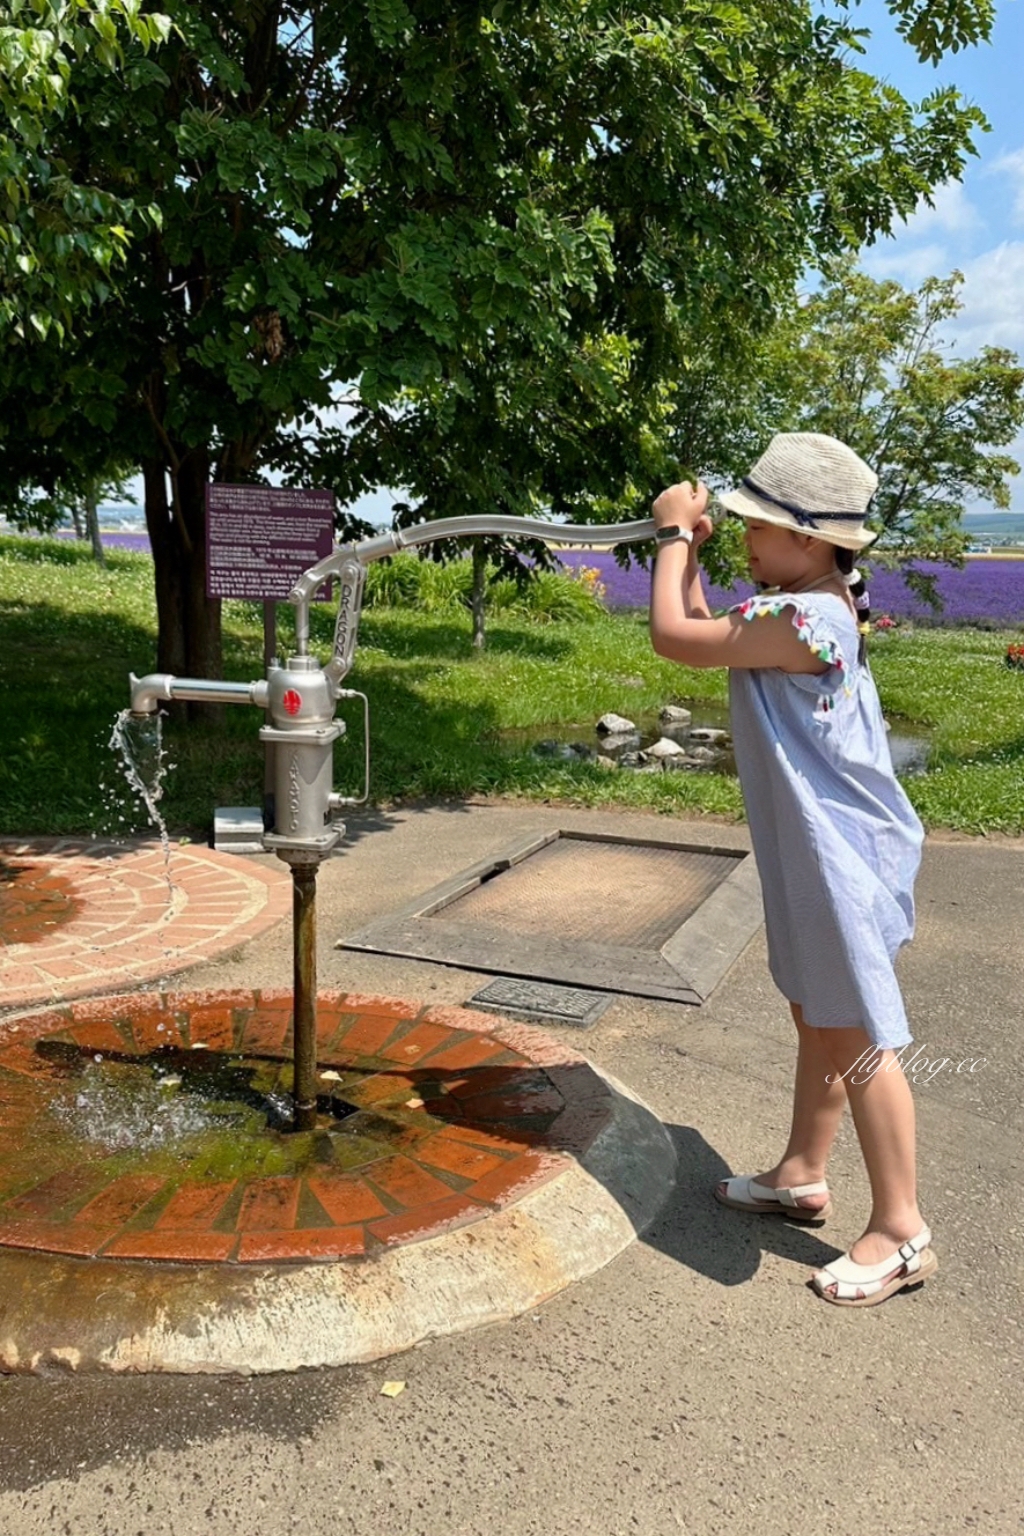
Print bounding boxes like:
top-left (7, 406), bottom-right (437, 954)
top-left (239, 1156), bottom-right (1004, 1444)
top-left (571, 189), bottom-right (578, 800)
top-left (649, 431), bottom-right (937, 1307)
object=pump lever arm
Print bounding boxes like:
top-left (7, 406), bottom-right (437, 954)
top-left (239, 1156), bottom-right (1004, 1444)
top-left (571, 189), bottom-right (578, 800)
top-left (290, 512), bottom-right (657, 690)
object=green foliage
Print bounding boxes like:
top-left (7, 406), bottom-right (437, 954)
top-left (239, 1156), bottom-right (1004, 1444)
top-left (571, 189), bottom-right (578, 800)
top-left (0, 0), bottom-right (170, 335)
top-left (363, 551), bottom-right (606, 622)
top-left (775, 261), bottom-right (1024, 564)
top-left (0, 0), bottom-right (997, 675)
top-left (882, 0), bottom-right (995, 63)
top-left (0, 533), bottom-right (138, 567)
top-left (2, 536), bottom-right (1022, 838)
top-left (666, 259), bottom-right (1024, 587)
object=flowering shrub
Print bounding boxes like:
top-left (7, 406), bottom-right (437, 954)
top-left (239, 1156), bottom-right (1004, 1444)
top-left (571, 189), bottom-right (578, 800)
top-left (1005, 642), bottom-right (1024, 671)
top-left (573, 564), bottom-right (607, 602)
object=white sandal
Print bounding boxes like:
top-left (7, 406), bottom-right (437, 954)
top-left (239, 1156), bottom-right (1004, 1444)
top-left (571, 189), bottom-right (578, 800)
top-left (811, 1225), bottom-right (938, 1307)
top-left (714, 1174), bottom-right (833, 1223)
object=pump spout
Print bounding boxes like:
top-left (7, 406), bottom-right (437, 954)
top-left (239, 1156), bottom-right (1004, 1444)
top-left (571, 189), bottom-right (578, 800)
top-left (129, 672), bottom-right (269, 716)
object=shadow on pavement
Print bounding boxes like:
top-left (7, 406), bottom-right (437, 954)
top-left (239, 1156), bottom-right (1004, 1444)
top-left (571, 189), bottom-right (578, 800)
top-left (641, 1123), bottom-right (844, 1285)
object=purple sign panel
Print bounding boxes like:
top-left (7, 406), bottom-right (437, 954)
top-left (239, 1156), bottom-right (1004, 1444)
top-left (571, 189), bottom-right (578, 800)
top-left (206, 485), bottom-right (335, 601)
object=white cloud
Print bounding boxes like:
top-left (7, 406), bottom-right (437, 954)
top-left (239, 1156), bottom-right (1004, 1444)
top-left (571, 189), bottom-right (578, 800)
top-left (861, 239), bottom-right (951, 286)
top-left (860, 180), bottom-right (982, 288)
top-left (899, 178), bottom-right (980, 237)
top-left (951, 241), bottom-right (1024, 354)
top-left (988, 147), bottom-right (1024, 226)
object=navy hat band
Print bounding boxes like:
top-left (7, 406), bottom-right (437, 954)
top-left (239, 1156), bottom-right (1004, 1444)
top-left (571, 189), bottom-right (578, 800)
top-left (741, 477), bottom-right (865, 530)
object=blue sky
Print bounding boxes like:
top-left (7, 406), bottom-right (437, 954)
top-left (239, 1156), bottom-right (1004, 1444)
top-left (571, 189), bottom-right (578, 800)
top-left (854, 0), bottom-right (1024, 333)
top-left (853, 1), bottom-right (1024, 516)
top-left (849, 0), bottom-right (1024, 512)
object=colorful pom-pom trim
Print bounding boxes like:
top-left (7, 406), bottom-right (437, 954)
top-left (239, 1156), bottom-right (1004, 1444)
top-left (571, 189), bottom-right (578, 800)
top-left (735, 594), bottom-right (852, 714)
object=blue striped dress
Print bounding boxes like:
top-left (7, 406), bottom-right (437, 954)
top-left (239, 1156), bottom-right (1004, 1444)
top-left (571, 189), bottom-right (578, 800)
top-left (728, 590), bottom-right (924, 1049)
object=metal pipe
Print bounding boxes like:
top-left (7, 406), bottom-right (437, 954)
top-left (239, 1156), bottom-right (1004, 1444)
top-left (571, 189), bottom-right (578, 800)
top-left (327, 689), bottom-right (370, 807)
top-left (130, 672), bottom-right (270, 715)
top-left (377, 513), bottom-right (658, 557)
top-left (290, 514), bottom-right (655, 609)
top-left (289, 514), bottom-right (657, 681)
top-left (291, 864), bottom-right (319, 1133)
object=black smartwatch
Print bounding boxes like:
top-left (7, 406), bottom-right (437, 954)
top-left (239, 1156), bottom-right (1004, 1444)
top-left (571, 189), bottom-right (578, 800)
top-left (654, 525), bottom-right (694, 546)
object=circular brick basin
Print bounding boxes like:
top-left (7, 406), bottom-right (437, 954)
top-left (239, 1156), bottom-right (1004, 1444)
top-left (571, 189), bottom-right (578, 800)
top-left (0, 990), bottom-right (606, 1265)
top-left (0, 991), bottom-right (677, 1373)
top-left (0, 859), bottom-right (83, 945)
top-left (0, 839), bottom-right (290, 1013)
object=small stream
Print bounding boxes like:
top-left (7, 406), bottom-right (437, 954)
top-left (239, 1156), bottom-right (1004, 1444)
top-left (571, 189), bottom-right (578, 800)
top-left (501, 702), bottom-right (934, 778)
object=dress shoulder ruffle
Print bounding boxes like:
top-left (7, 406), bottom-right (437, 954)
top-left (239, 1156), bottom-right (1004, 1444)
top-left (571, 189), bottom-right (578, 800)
top-left (732, 592), bottom-right (853, 714)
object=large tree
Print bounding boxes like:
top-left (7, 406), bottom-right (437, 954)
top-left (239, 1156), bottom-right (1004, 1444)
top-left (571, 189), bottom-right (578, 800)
top-left (1, 1), bottom-right (170, 335)
top-left (0, 0), bottom-right (995, 678)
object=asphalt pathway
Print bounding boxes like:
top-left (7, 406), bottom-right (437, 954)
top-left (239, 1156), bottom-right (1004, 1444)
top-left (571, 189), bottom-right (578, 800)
top-left (0, 804), bottom-right (1021, 1536)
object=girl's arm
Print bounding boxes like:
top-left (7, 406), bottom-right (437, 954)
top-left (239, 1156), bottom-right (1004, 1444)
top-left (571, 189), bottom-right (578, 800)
top-left (649, 482), bottom-right (829, 675)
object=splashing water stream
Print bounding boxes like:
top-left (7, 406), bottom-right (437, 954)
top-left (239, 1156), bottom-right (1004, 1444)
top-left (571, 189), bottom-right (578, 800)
top-left (108, 708), bottom-right (178, 904)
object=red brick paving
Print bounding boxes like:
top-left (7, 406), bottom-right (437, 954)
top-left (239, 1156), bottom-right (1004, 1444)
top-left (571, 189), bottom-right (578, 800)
top-left (304, 1173), bottom-right (389, 1225)
top-left (0, 838), bottom-right (290, 1012)
top-left (0, 860), bottom-right (83, 944)
top-left (155, 1182), bottom-right (238, 1231)
top-left (0, 989), bottom-right (613, 1266)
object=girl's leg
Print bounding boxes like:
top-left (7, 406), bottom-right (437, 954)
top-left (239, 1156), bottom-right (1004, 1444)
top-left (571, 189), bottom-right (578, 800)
top-left (717, 1001), bottom-right (847, 1214)
top-left (815, 1024), bottom-right (925, 1276)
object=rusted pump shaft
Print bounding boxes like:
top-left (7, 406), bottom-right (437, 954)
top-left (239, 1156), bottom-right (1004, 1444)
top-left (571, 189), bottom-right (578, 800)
top-left (291, 864), bottom-right (319, 1132)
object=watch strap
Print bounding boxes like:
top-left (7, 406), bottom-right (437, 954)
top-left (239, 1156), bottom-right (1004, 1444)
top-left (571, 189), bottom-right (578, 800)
top-left (655, 525), bottom-right (694, 546)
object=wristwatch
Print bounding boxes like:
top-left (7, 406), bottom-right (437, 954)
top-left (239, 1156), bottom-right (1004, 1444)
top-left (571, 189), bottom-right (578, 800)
top-left (654, 525), bottom-right (694, 547)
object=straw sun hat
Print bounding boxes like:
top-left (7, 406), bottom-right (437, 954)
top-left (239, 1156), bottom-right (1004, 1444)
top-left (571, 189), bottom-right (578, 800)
top-left (718, 433), bottom-right (879, 551)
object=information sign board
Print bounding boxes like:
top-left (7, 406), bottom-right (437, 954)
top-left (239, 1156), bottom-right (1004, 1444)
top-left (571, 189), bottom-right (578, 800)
top-left (206, 485), bottom-right (335, 601)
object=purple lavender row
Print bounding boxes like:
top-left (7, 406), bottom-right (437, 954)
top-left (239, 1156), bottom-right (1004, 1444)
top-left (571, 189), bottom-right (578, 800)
top-left (55, 530), bottom-right (152, 553)
top-left (45, 530), bottom-right (1024, 622)
top-left (556, 551), bottom-right (1024, 624)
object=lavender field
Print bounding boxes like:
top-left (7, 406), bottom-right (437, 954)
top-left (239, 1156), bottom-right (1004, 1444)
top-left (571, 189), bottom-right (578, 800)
top-left (47, 529), bottom-right (1024, 625)
top-left (557, 551), bottom-right (1024, 626)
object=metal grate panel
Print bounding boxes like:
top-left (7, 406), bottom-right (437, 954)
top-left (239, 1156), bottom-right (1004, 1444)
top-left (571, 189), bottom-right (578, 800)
top-left (429, 837), bottom-right (737, 949)
top-left (338, 830), bottom-right (763, 1006)
top-left (466, 977), bottom-right (612, 1029)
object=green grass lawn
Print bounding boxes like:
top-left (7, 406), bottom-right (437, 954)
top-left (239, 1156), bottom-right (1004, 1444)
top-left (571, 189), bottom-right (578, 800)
top-left (2, 537), bottom-right (1021, 839)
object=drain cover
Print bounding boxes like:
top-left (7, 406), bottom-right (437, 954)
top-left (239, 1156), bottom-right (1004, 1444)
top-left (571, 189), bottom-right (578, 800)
top-left (467, 977), bottom-right (612, 1029)
top-left (339, 829), bottom-right (764, 1006)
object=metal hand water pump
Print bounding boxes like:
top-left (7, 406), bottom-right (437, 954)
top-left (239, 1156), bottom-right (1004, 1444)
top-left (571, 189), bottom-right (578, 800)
top-left (129, 513), bottom-right (655, 1131)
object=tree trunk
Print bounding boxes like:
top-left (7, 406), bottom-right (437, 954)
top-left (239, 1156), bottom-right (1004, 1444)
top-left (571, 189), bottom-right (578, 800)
top-left (470, 543), bottom-right (487, 650)
top-left (70, 502), bottom-right (84, 540)
top-left (85, 487), bottom-right (105, 566)
top-left (143, 448), bottom-right (223, 705)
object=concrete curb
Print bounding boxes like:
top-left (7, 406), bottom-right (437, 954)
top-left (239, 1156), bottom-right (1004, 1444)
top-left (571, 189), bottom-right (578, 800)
top-left (0, 1067), bottom-right (677, 1375)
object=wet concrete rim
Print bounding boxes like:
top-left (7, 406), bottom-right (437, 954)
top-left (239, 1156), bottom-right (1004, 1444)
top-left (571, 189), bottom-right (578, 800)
top-left (0, 1066), bottom-right (677, 1375)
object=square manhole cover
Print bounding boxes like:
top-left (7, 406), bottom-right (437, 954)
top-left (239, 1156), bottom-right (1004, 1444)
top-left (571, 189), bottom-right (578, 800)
top-left (338, 829), bottom-right (763, 1006)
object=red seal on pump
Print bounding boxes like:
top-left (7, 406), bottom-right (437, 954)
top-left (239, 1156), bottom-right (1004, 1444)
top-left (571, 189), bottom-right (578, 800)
top-left (281, 689), bottom-right (302, 717)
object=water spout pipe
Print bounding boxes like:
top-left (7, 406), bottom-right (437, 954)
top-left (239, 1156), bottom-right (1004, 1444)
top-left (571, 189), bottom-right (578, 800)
top-left (129, 672), bottom-right (270, 716)
top-left (290, 515), bottom-right (655, 611)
